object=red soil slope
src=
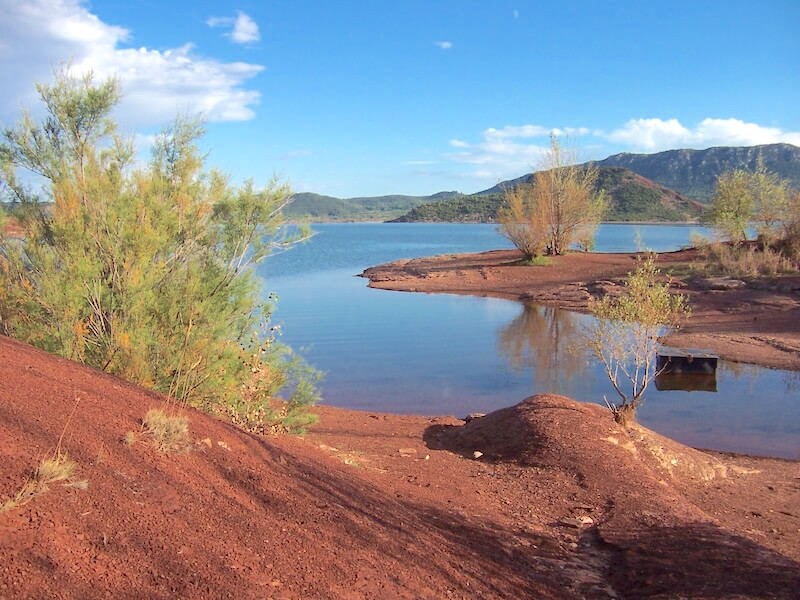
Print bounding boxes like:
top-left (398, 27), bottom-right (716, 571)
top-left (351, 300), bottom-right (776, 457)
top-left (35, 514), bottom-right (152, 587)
top-left (1, 335), bottom-right (799, 599)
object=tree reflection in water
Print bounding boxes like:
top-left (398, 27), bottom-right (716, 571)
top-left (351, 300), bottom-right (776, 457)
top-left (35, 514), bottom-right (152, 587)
top-left (496, 302), bottom-right (591, 397)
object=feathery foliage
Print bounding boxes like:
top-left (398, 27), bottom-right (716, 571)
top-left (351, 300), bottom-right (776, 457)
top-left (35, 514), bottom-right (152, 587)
top-left (587, 257), bottom-right (689, 425)
top-left (707, 157), bottom-right (791, 244)
top-left (703, 159), bottom-right (799, 272)
top-left (0, 69), bottom-right (319, 431)
top-left (498, 135), bottom-right (607, 258)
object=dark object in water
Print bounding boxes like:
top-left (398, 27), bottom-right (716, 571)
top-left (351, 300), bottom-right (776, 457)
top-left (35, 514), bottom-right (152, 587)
top-left (657, 347), bottom-right (719, 375)
top-left (655, 372), bottom-right (717, 392)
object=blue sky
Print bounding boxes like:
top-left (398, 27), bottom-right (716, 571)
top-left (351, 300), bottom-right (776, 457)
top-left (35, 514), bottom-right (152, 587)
top-left (1, 1), bottom-right (798, 197)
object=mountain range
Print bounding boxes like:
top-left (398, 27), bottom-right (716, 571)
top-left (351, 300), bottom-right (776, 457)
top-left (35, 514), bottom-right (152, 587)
top-left (596, 143), bottom-right (800, 201)
top-left (391, 167), bottom-right (705, 223)
top-left (284, 143), bottom-right (800, 223)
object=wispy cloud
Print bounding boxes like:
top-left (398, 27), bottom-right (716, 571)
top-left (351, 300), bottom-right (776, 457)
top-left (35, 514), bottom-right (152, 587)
top-left (484, 125), bottom-right (593, 139)
top-left (444, 118), bottom-right (800, 181)
top-left (207, 11), bottom-right (260, 44)
top-left (434, 41), bottom-right (453, 50)
top-left (608, 117), bottom-right (800, 151)
top-left (445, 124), bottom-right (589, 180)
top-left (446, 133), bottom-right (548, 179)
top-left (0, 0), bottom-right (263, 125)
top-left (513, 9), bottom-right (519, 19)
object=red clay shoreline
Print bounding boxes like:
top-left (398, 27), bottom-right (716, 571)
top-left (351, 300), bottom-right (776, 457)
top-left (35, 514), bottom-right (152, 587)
top-left (2, 246), bottom-right (800, 598)
top-left (361, 247), bottom-right (800, 371)
top-left (2, 327), bottom-right (800, 598)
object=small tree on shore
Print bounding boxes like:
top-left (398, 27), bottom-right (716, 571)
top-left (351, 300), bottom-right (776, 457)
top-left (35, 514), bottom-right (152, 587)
top-left (587, 256), bottom-right (689, 426)
top-left (707, 158), bottom-right (790, 245)
top-left (496, 183), bottom-right (548, 259)
top-left (498, 135), bottom-right (607, 259)
top-left (0, 69), bottom-right (319, 432)
top-left (780, 189), bottom-right (800, 259)
top-left (750, 158), bottom-right (790, 244)
top-left (706, 169), bottom-right (753, 244)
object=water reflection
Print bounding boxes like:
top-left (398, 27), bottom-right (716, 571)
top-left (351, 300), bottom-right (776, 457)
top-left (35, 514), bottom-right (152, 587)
top-left (263, 224), bottom-right (800, 458)
top-left (784, 371), bottom-right (800, 395)
top-left (497, 302), bottom-right (590, 397)
top-left (655, 373), bottom-right (717, 392)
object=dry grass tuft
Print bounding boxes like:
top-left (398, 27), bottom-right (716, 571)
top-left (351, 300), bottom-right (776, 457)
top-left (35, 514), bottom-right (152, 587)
top-left (36, 453), bottom-right (77, 483)
top-left (0, 452), bottom-right (83, 514)
top-left (143, 408), bottom-right (191, 453)
top-left (692, 237), bottom-right (797, 277)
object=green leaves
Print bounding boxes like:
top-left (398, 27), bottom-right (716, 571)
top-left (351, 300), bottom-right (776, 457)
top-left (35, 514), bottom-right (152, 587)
top-left (588, 256), bottom-right (689, 424)
top-left (708, 158), bottom-right (791, 244)
top-left (0, 69), bottom-right (319, 433)
top-left (498, 136), bottom-right (607, 258)
top-left (707, 170), bottom-right (754, 243)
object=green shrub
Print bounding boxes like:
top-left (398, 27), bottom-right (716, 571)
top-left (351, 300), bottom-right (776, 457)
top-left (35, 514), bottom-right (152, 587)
top-left (224, 341), bottom-right (321, 434)
top-left (0, 69), bottom-right (320, 431)
top-left (588, 256), bottom-right (689, 425)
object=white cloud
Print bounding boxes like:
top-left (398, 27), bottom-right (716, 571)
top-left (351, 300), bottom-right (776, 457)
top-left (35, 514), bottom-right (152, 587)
top-left (232, 12), bottom-right (260, 43)
top-left (207, 11), bottom-right (260, 44)
top-left (446, 124), bottom-right (591, 180)
top-left (484, 125), bottom-right (551, 139)
top-left (435, 41), bottom-right (453, 50)
top-left (446, 131), bottom-right (548, 180)
top-left (0, 0), bottom-right (263, 126)
top-left (608, 117), bottom-right (800, 151)
top-left (446, 118), bottom-right (800, 182)
top-left (513, 10), bottom-right (519, 19)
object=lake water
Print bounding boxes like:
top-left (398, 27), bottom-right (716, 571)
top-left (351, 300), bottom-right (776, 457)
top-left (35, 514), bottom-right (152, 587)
top-left (257, 224), bottom-right (800, 459)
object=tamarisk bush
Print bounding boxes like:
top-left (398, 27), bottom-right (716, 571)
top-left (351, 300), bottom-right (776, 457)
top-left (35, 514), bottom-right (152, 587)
top-left (0, 69), bottom-right (319, 432)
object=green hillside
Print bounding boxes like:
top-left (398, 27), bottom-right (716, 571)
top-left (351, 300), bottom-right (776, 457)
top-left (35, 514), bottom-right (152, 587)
top-left (390, 194), bottom-right (505, 223)
top-left (284, 191), bottom-right (464, 222)
top-left (597, 143), bottom-right (800, 201)
top-left (278, 144), bottom-right (800, 222)
top-left (391, 167), bottom-right (704, 223)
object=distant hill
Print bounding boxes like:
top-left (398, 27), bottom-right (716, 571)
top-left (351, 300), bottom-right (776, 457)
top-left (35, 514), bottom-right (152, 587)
top-left (286, 144), bottom-right (800, 222)
top-left (390, 193), bottom-right (505, 223)
top-left (597, 143), bottom-right (800, 201)
top-left (284, 191), bottom-right (464, 222)
top-left (392, 167), bottom-right (703, 223)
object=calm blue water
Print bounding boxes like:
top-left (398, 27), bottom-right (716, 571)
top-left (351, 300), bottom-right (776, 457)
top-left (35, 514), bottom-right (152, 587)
top-left (257, 224), bottom-right (800, 459)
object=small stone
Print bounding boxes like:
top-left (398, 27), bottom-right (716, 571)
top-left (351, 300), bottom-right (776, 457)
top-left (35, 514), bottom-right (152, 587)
top-left (695, 276), bottom-right (747, 291)
top-left (424, 455), bottom-right (430, 460)
top-left (200, 438), bottom-right (212, 448)
top-left (464, 413), bottom-right (486, 423)
top-left (560, 515), bottom-right (593, 528)
top-left (217, 440), bottom-right (231, 451)
top-left (472, 451), bottom-right (484, 459)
